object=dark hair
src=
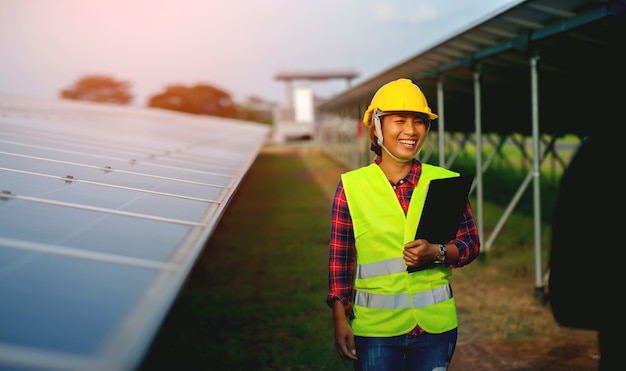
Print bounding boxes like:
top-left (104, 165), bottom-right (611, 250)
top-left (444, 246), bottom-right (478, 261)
top-left (368, 125), bottom-right (382, 156)
top-left (370, 142), bottom-right (382, 156)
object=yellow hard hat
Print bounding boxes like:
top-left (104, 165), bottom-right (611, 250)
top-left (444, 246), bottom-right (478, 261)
top-left (362, 78), bottom-right (438, 127)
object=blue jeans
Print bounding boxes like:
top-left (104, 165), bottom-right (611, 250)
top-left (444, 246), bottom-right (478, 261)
top-left (353, 328), bottom-right (457, 371)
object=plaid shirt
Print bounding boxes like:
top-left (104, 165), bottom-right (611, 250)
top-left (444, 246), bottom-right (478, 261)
top-left (327, 159), bottom-right (480, 335)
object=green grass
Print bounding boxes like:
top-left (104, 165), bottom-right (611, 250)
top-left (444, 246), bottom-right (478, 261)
top-left (139, 145), bottom-right (571, 370)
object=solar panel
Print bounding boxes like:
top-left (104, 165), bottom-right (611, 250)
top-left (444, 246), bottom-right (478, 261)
top-left (0, 95), bottom-right (270, 370)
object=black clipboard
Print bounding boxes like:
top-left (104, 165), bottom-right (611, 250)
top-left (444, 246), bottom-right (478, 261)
top-left (408, 174), bottom-right (474, 272)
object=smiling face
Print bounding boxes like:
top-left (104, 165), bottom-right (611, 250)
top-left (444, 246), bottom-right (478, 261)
top-left (380, 112), bottom-right (430, 162)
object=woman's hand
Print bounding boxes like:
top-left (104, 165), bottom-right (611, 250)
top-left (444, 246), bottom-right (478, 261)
top-left (334, 320), bottom-right (357, 360)
top-left (332, 300), bottom-right (357, 360)
top-left (403, 239), bottom-right (436, 267)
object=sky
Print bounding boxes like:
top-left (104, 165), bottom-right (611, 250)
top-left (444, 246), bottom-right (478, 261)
top-left (0, 0), bottom-right (520, 107)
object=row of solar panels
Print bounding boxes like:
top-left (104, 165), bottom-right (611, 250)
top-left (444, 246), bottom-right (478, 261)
top-left (0, 95), bottom-right (270, 370)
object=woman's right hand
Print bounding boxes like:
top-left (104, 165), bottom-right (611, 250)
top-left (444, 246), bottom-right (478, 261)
top-left (334, 320), bottom-right (357, 360)
top-left (333, 300), bottom-right (357, 360)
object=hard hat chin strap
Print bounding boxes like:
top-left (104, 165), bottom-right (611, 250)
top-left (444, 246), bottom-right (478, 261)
top-left (373, 111), bottom-right (384, 147)
top-left (381, 144), bottom-right (413, 163)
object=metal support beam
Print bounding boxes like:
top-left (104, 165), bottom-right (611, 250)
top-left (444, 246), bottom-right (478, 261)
top-left (437, 76), bottom-right (445, 167)
top-left (530, 54), bottom-right (544, 305)
top-left (473, 67), bottom-right (484, 253)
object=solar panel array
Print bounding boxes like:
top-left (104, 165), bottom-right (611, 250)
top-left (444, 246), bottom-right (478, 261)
top-left (0, 95), bottom-right (270, 370)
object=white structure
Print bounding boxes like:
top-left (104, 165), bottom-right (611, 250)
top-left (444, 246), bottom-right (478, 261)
top-left (272, 70), bottom-right (358, 144)
top-left (294, 85), bottom-right (314, 123)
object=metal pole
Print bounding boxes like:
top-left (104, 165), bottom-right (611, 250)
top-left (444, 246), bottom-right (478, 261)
top-left (473, 67), bottom-right (484, 253)
top-left (437, 76), bottom-right (445, 167)
top-left (530, 54), bottom-right (544, 305)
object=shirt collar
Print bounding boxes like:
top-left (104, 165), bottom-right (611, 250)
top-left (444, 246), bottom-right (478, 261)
top-left (374, 158), bottom-right (422, 185)
top-left (407, 159), bottom-right (422, 186)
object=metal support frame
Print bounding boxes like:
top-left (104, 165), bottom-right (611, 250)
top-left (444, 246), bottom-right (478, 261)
top-left (473, 67), bottom-right (485, 251)
top-left (530, 54), bottom-right (544, 304)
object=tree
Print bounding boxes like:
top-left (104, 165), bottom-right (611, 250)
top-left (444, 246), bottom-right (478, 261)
top-left (235, 95), bottom-right (274, 124)
top-left (148, 83), bottom-right (237, 118)
top-left (61, 75), bottom-right (133, 105)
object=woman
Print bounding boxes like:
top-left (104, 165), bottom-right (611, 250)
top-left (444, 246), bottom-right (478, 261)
top-left (327, 78), bottom-right (481, 370)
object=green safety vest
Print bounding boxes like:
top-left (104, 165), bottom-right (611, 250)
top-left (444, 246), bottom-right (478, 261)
top-left (341, 163), bottom-right (459, 336)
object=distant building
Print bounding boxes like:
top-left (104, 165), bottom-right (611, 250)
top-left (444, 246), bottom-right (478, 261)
top-left (272, 70), bottom-right (357, 144)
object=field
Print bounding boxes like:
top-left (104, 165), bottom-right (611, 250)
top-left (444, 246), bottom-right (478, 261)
top-left (139, 144), bottom-right (598, 371)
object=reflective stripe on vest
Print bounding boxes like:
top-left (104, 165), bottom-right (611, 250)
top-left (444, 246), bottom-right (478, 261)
top-left (356, 257), bottom-right (405, 279)
top-left (354, 284), bottom-right (452, 309)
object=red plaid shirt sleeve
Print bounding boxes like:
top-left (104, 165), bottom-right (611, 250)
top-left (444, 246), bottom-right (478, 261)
top-left (326, 180), bottom-right (356, 318)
